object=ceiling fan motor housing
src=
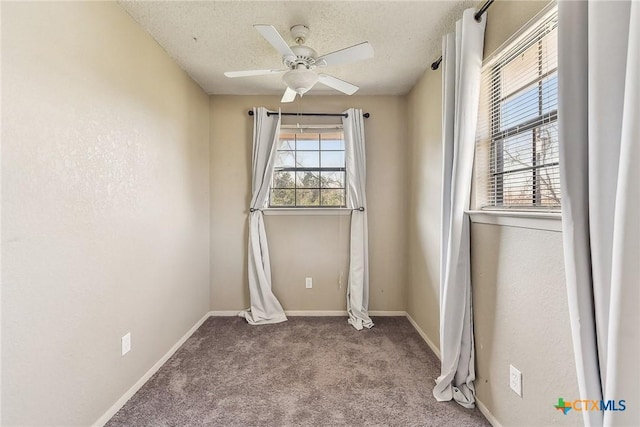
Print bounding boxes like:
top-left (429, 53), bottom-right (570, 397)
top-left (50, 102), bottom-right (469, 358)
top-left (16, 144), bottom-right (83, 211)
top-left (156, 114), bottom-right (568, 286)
top-left (284, 45), bottom-right (318, 69)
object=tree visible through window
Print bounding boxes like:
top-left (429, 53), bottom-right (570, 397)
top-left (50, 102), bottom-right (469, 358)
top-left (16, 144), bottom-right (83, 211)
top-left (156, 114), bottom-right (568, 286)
top-left (270, 131), bottom-right (346, 207)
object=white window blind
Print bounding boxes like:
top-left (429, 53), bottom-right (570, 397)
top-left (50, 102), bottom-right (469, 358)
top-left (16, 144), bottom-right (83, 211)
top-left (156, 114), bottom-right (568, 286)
top-left (475, 6), bottom-right (560, 210)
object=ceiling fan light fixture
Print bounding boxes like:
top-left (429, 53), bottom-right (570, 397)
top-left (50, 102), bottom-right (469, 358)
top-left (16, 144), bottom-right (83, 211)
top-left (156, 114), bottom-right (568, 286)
top-left (282, 69), bottom-right (318, 96)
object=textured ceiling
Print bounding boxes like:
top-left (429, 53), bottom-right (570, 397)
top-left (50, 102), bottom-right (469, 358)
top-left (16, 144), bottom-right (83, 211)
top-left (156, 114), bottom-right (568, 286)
top-left (119, 1), bottom-right (477, 96)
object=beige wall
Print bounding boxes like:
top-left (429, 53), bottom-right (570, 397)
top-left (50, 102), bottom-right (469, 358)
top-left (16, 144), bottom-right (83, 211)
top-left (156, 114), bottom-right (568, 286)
top-left (210, 95), bottom-right (407, 312)
top-left (472, 224), bottom-right (578, 426)
top-left (406, 0), bottom-right (580, 425)
top-left (1, 2), bottom-right (210, 425)
top-left (405, 66), bottom-right (443, 347)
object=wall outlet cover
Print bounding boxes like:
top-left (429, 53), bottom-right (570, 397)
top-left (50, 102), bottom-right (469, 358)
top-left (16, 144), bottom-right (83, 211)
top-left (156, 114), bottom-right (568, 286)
top-left (121, 332), bottom-right (131, 356)
top-left (305, 277), bottom-right (313, 289)
top-left (510, 364), bottom-right (522, 397)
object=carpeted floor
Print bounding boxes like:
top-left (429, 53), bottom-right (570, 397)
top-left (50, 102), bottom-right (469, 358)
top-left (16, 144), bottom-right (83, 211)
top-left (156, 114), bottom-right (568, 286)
top-left (106, 316), bottom-right (490, 426)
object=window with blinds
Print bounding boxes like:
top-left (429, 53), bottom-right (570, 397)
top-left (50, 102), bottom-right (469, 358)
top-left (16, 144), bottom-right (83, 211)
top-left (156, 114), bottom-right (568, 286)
top-left (475, 6), bottom-right (560, 210)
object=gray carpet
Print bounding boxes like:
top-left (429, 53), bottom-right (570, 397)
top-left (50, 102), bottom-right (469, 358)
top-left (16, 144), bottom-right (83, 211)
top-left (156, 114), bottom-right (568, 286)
top-left (106, 316), bottom-right (490, 426)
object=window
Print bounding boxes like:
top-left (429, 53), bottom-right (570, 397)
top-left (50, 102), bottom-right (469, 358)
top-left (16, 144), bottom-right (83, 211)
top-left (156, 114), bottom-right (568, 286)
top-left (269, 129), bottom-right (346, 207)
top-left (476, 6), bottom-right (560, 210)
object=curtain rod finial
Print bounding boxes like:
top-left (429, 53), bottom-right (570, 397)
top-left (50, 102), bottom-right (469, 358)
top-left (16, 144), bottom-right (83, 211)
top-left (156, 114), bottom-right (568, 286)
top-left (431, 57), bottom-right (442, 70)
top-left (248, 110), bottom-right (254, 116)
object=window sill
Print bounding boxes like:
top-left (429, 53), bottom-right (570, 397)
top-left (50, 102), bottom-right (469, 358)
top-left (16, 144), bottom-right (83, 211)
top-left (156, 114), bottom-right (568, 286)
top-left (263, 208), bottom-right (352, 216)
top-left (467, 210), bottom-right (562, 232)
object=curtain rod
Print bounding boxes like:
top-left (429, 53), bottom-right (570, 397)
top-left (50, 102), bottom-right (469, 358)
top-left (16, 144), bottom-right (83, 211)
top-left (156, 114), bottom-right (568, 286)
top-left (247, 111), bottom-right (370, 118)
top-left (430, 0), bottom-right (494, 71)
top-left (281, 124), bottom-right (343, 129)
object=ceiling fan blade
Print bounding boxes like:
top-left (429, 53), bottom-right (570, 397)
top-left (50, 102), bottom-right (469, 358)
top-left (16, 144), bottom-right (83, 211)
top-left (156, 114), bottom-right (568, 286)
top-left (316, 41), bottom-right (374, 68)
top-left (281, 87), bottom-right (297, 103)
top-left (317, 74), bottom-right (359, 95)
top-left (224, 69), bottom-right (286, 78)
top-left (253, 25), bottom-right (296, 59)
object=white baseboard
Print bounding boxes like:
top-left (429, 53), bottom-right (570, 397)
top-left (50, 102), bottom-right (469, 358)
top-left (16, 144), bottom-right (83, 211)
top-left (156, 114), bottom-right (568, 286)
top-left (405, 313), bottom-right (441, 359)
top-left (285, 310), bottom-right (406, 317)
top-left (92, 311), bottom-right (211, 427)
top-left (209, 310), bottom-right (241, 316)
top-left (369, 310), bottom-right (406, 316)
top-left (212, 310), bottom-right (348, 317)
top-left (404, 313), bottom-right (500, 427)
top-left (286, 310), bottom-right (347, 316)
top-left (476, 397), bottom-right (502, 427)
top-left (209, 310), bottom-right (408, 317)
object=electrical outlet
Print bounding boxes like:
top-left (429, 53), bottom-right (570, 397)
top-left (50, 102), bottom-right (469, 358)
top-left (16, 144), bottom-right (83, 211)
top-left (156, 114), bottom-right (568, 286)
top-left (121, 332), bottom-right (131, 356)
top-left (305, 277), bottom-right (313, 289)
top-left (510, 364), bottom-right (522, 397)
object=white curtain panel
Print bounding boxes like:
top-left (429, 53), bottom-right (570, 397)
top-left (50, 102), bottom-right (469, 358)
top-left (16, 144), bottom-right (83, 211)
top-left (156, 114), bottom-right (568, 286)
top-left (343, 108), bottom-right (373, 331)
top-left (558, 1), bottom-right (639, 425)
top-left (434, 8), bottom-right (486, 409)
top-left (239, 107), bottom-right (287, 325)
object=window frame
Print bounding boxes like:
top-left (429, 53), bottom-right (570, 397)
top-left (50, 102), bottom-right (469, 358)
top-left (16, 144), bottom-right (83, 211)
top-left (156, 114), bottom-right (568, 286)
top-left (268, 128), bottom-right (347, 209)
top-left (475, 3), bottom-right (561, 213)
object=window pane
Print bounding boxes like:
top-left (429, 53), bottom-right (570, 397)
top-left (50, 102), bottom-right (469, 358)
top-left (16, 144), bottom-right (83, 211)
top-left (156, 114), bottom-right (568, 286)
top-left (501, 38), bottom-right (540, 98)
top-left (542, 27), bottom-right (558, 73)
top-left (270, 189), bottom-right (294, 206)
top-left (275, 151), bottom-right (295, 168)
top-left (321, 151), bottom-right (345, 168)
top-left (502, 131), bottom-right (534, 172)
top-left (321, 189), bottom-right (345, 206)
top-left (537, 165), bottom-right (561, 207)
top-left (296, 133), bottom-right (320, 150)
top-left (500, 85), bottom-right (539, 130)
top-left (321, 134), bottom-right (345, 150)
top-left (535, 123), bottom-right (560, 207)
top-left (272, 171), bottom-right (295, 189)
top-left (296, 189), bottom-right (320, 206)
top-left (320, 171), bottom-right (344, 188)
top-left (296, 151), bottom-right (319, 168)
top-left (535, 123), bottom-right (559, 165)
top-left (278, 137), bottom-right (295, 150)
top-left (296, 171), bottom-right (319, 188)
top-left (541, 74), bottom-right (557, 115)
top-left (501, 170), bottom-right (534, 206)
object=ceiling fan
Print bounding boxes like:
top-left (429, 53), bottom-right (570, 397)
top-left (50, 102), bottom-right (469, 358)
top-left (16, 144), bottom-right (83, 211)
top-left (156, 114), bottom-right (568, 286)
top-left (224, 25), bottom-right (374, 103)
